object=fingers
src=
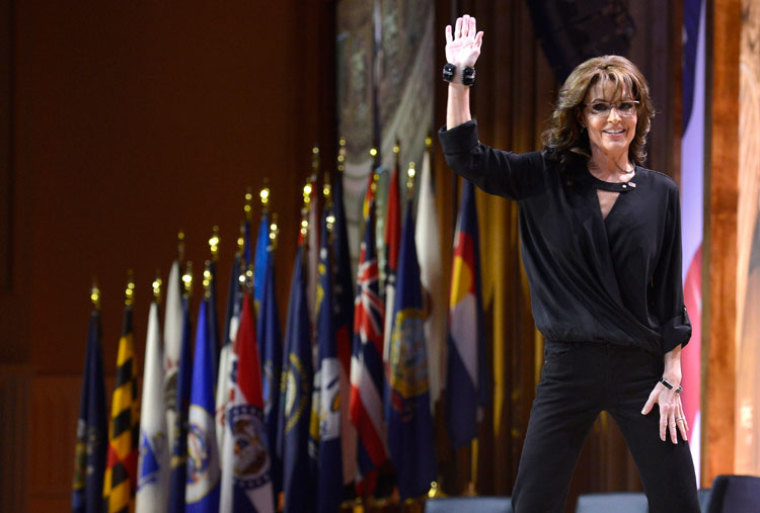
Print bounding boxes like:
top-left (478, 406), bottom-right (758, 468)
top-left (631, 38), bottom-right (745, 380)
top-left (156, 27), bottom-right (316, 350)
top-left (445, 25), bottom-right (453, 45)
top-left (640, 389), bottom-right (657, 415)
top-left (475, 31), bottom-right (484, 48)
top-left (668, 415), bottom-right (678, 444)
top-left (452, 15), bottom-right (479, 41)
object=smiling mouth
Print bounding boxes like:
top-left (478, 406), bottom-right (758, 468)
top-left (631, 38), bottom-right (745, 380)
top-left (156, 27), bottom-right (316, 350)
top-left (603, 129), bottom-right (625, 135)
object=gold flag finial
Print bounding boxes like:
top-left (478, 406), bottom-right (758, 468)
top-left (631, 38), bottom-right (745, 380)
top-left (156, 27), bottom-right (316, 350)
top-left (337, 137), bottom-right (346, 173)
top-left (245, 263), bottom-right (254, 292)
top-left (406, 161), bottom-right (416, 198)
top-left (236, 221), bottom-right (245, 258)
top-left (244, 188), bottom-right (253, 221)
top-left (209, 226), bottom-right (220, 262)
top-left (269, 213), bottom-right (279, 251)
top-left (152, 271), bottom-right (162, 304)
top-left (203, 260), bottom-right (212, 299)
top-left (125, 270), bottom-right (135, 307)
top-left (90, 279), bottom-right (101, 311)
top-left (182, 261), bottom-right (193, 298)
top-left (425, 134), bottom-right (433, 149)
top-left (177, 230), bottom-right (186, 262)
top-left (260, 186), bottom-right (271, 213)
top-left (312, 145), bottom-right (320, 174)
top-left (369, 147), bottom-right (379, 195)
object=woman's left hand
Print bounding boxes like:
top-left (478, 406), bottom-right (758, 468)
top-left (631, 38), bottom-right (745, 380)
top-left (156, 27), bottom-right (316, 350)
top-left (641, 381), bottom-right (688, 444)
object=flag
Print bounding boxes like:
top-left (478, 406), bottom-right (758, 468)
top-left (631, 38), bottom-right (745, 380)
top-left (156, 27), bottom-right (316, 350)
top-left (309, 211), bottom-right (344, 512)
top-left (103, 305), bottom-right (140, 513)
top-left (216, 253), bottom-right (243, 459)
top-left (136, 301), bottom-right (170, 512)
top-left (168, 296), bottom-right (194, 513)
top-left (253, 211), bottom-right (270, 316)
top-left (415, 147), bottom-right (446, 409)
top-left (349, 177), bottom-right (388, 480)
top-left (219, 293), bottom-right (275, 513)
top-left (72, 309), bottom-right (107, 513)
top-left (447, 180), bottom-right (489, 448)
top-left (257, 237), bottom-right (283, 493)
top-left (186, 299), bottom-right (221, 512)
top-left (331, 171), bottom-right (357, 487)
top-left (681, 0), bottom-right (705, 479)
top-left (206, 260), bottom-right (220, 384)
top-left (307, 175), bottom-right (321, 323)
top-left (279, 246), bottom-right (314, 513)
top-left (382, 159), bottom-right (401, 375)
top-left (387, 201), bottom-right (437, 499)
top-left (164, 261), bottom-right (184, 454)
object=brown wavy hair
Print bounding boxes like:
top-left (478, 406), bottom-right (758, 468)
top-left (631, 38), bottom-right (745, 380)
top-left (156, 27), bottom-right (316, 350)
top-left (542, 55), bottom-right (654, 170)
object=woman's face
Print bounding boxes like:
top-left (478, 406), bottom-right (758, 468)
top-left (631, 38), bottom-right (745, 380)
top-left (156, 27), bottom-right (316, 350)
top-left (581, 81), bottom-right (638, 161)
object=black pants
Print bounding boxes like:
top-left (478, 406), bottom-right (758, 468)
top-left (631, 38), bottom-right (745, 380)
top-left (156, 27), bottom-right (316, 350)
top-left (511, 341), bottom-right (700, 513)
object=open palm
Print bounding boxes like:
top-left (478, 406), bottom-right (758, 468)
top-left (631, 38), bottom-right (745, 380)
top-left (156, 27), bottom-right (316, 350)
top-left (445, 14), bottom-right (484, 69)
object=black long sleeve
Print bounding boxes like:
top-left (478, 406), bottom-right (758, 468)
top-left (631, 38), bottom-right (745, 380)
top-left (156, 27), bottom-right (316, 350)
top-left (439, 121), bottom-right (691, 354)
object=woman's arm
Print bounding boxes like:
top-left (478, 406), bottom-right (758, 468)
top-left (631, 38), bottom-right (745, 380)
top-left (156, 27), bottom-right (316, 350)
top-left (445, 15), bottom-right (483, 129)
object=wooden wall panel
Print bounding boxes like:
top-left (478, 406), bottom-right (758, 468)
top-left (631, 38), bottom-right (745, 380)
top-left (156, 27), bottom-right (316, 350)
top-left (705, 0), bottom-right (741, 484)
top-left (0, 366), bottom-right (31, 513)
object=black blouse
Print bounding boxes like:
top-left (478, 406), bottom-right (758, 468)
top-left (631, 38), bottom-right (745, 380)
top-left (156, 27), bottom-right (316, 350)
top-left (439, 121), bottom-right (691, 355)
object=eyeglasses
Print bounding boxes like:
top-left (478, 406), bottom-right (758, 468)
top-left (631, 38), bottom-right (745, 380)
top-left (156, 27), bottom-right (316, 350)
top-left (585, 100), bottom-right (640, 117)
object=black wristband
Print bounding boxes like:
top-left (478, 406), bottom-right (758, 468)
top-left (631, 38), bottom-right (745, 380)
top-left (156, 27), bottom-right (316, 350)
top-left (442, 63), bottom-right (456, 83)
top-left (462, 66), bottom-right (476, 86)
top-left (660, 377), bottom-right (683, 394)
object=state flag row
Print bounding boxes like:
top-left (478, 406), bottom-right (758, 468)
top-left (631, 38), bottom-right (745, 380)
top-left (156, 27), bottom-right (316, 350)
top-left (71, 141), bottom-right (490, 513)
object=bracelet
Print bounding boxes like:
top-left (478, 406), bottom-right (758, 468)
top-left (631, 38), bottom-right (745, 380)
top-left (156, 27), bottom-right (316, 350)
top-left (442, 63), bottom-right (476, 86)
top-left (442, 63), bottom-right (456, 83)
top-left (462, 66), bottom-right (476, 86)
top-left (660, 377), bottom-right (683, 394)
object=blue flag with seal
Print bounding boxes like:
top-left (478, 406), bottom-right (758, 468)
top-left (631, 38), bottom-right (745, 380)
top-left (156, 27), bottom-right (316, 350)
top-left (447, 180), bottom-right (489, 448)
top-left (387, 201), bottom-right (437, 500)
top-left (186, 298), bottom-right (221, 512)
top-left (168, 294), bottom-right (194, 513)
top-left (309, 211), bottom-right (344, 512)
top-left (278, 245), bottom-right (314, 513)
top-left (258, 235), bottom-right (283, 494)
top-left (72, 308), bottom-right (107, 513)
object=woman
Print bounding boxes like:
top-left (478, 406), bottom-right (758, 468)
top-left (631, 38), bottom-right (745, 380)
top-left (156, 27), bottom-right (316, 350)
top-left (439, 15), bottom-right (700, 513)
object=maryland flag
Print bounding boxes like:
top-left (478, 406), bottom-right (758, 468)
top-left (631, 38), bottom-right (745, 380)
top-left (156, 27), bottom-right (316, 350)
top-left (103, 304), bottom-right (140, 513)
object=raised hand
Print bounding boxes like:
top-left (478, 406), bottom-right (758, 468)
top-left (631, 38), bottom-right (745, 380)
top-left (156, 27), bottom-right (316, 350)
top-left (445, 14), bottom-right (484, 69)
